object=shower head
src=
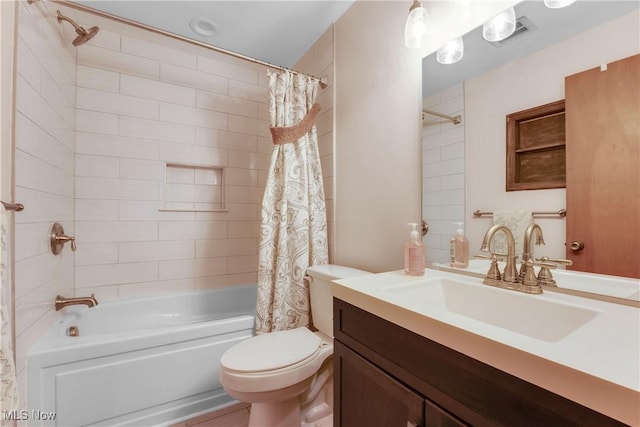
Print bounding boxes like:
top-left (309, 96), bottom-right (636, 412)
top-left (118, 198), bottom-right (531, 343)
top-left (56, 10), bottom-right (99, 47)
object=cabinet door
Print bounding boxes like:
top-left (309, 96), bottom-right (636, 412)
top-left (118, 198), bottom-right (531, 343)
top-left (335, 341), bottom-right (424, 427)
top-left (425, 400), bottom-right (468, 427)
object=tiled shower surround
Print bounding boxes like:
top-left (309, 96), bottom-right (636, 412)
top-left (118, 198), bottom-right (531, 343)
top-left (13, 1), bottom-right (334, 407)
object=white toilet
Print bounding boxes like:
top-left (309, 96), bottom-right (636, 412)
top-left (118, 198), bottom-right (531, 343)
top-left (219, 264), bottom-right (372, 427)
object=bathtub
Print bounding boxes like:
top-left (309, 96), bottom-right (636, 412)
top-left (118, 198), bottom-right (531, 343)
top-left (26, 285), bottom-right (256, 427)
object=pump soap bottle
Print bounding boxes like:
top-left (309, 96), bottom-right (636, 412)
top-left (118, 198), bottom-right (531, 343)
top-left (404, 223), bottom-right (425, 276)
top-left (450, 222), bottom-right (469, 268)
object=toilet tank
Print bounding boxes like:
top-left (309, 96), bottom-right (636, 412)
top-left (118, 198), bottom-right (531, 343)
top-left (306, 264), bottom-right (372, 337)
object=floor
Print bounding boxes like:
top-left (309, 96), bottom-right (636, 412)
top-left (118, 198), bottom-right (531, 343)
top-left (169, 403), bottom-right (250, 427)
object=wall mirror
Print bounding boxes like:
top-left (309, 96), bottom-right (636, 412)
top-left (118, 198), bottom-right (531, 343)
top-left (421, 0), bottom-right (639, 301)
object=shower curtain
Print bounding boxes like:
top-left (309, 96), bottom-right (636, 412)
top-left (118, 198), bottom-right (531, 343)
top-left (0, 204), bottom-right (18, 416)
top-left (255, 70), bottom-right (329, 334)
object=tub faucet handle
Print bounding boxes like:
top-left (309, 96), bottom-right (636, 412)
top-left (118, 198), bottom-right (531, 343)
top-left (51, 222), bottom-right (76, 255)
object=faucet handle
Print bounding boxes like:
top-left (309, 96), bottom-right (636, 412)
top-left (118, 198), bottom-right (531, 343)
top-left (539, 256), bottom-right (573, 267)
top-left (534, 256), bottom-right (560, 287)
top-left (474, 251), bottom-right (507, 261)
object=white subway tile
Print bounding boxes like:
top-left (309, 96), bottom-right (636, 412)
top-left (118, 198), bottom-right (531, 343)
top-left (228, 80), bottom-right (266, 103)
top-left (75, 199), bottom-right (119, 221)
top-left (159, 143), bottom-right (227, 166)
top-left (15, 149), bottom-right (74, 198)
top-left (225, 168), bottom-right (258, 187)
top-left (228, 150), bottom-right (270, 170)
top-left (119, 241), bottom-right (194, 263)
top-left (122, 36), bottom-right (197, 69)
top-left (75, 221), bottom-right (158, 243)
top-left (228, 255), bottom-right (259, 274)
top-left (159, 102), bottom-right (227, 130)
top-left (197, 56), bottom-right (259, 84)
top-left (14, 222), bottom-right (51, 261)
top-left (75, 154), bottom-right (119, 178)
top-left (195, 168), bottom-right (222, 185)
top-left (158, 257), bottom-right (226, 280)
top-left (17, 37), bottom-right (41, 93)
top-left (166, 183), bottom-right (222, 204)
top-left (78, 45), bottom-right (160, 80)
top-left (161, 63), bottom-right (228, 95)
top-left (166, 165), bottom-right (195, 184)
top-left (76, 262), bottom-right (159, 288)
top-left (196, 204), bottom-right (259, 221)
top-left (84, 28), bottom-right (121, 51)
top-left (120, 116), bottom-right (195, 144)
top-left (228, 115), bottom-right (271, 138)
top-left (119, 200), bottom-right (195, 221)
top-left (40, 69), bottom-right (74, 127)
top-left (76, 109), bottom-right (119, 135)
top-left (423, 176), bottom-right (442, 192)
top-left (77, 65), bottom-right (120, 92)
top-left (441, 173), bottom-right (465, 190)
top-left (121, 74), bottom-right (196, 106)
top-left (80, 285), bottom-right (119, 302)
top-left (74, 243), bottom-right (119, 266)
top-left (441, 189), bottom-right (465, 205)
top-left (197, 90), bottom-right (258, 118)
top-left (13, 188), bottom-right (73, 225)
top-left (76, 132), bottom-right (159, 160)
top-left (226, 186), bottom-right (262, 203)
top-left (227, 220), bottom-right (260, 238)
top-left (75, 177), bottom-right (159, 201)
top-left (159, 221), bottom-right (227, 241)
top-left (441, 142), bottom-right (464, 160)
top-left (119, 158), bottom-right (164, 181)
top-left (195, 273), bottom-right (257, 289)
top-left (196, 238), bottom-right (257, 258)
top-left (195, 128), bottom-right (258, 152)
top-left (423, 147), bottom-right (442, 165)
top-left (77, 88), bottom-right (159, 120)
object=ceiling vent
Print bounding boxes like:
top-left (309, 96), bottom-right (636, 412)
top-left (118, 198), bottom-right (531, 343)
top-left (486, 16), bottom-right (537, 47)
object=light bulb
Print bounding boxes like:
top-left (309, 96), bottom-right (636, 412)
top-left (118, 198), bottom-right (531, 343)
top-left (544, 0), bottom-right (578, 8)
top-left (405, 1), bottom-right (429, 49)
top-left (436, 37), bottom-right (464, 65)
top-left (482, 7), bottom-right (516, 42)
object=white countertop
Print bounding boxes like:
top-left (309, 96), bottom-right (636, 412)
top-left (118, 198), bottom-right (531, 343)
top-left (332, 268), bottom-right (640, 425)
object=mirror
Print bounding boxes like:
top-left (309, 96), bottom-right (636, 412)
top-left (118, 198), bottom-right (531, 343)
top-left (421, 1), bottom-right (640, 300)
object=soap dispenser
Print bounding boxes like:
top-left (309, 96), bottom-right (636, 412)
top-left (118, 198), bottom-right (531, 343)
top-left (404, 223), bottom-right (425, 276)
top-left (450, 222), bottom-right (469, 268)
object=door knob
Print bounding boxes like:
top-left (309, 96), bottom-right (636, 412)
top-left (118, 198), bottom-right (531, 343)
top-left (421, 220), bottom-right (429, 237)
top-left (570, 240), bottom-right (585, 251)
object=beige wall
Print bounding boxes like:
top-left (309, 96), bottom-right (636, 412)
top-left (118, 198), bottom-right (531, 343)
top-left (465, 9), bottom-right (640, 259)
top-left (334, 0), bottom-right (423, 273)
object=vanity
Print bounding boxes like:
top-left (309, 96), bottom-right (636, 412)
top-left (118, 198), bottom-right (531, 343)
top-left (331, 269), bottom-right (639, 426)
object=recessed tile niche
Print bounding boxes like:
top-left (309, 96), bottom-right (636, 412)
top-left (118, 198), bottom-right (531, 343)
top-left (161, 163), bottom-right (226, 212)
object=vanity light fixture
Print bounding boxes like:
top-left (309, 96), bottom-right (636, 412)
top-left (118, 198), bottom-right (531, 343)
top-left (544, 0), bottom-right (578, 8)
top-left (482, 7), bottom-right (516, 42)
top-left (436, 37), bottom-right (464, 64)
top-left (404, 0), bottom-right (430, 49)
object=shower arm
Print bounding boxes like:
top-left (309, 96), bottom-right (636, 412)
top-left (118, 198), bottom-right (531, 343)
top-left (56, 10), bottom-right (88, 35)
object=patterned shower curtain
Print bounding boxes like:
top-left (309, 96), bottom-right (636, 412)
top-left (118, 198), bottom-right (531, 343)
top-left (255, 70), bottom-right (329, 334)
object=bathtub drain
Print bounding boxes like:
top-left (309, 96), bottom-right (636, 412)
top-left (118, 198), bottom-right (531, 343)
top-left (67, 326), bottom-right (79, 337)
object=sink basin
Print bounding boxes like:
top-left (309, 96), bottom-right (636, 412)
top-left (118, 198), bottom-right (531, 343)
top-left (380, 276), bottom-right (598, 342)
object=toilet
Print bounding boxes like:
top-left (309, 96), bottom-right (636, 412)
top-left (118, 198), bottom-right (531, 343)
top-left (219, 264), bottom-right (372, 427)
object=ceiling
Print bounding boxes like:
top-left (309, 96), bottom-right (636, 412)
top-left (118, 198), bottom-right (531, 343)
top-left (422, 0), bottom-right (640, 97)
top-left (72, 1), bottom-right (356, 68)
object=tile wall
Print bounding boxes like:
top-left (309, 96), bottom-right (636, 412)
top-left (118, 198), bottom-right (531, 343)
top-left (73, 27), bottom-right (271, 300)
top-left (421, 83), bottom-right (465, 264)
top-left (13, 0), bottom-right (76, 405)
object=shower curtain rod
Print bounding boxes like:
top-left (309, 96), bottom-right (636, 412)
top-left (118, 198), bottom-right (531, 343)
top-left (51, 0), bottom-right (328, 89)
top-left (422, 109), bottom-right (461, 125)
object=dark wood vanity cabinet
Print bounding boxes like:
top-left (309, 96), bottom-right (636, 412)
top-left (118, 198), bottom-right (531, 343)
top-left (333, 299), bottom-right (625, 427)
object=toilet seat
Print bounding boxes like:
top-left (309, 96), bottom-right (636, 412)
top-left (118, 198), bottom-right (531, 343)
top-left (220, 327), bottom-right (333, 394)
top-left (221, 327), bottom-right (321, 372)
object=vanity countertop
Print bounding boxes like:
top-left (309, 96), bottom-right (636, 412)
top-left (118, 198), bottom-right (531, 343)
top-left (331, 269), bottom-right (640, 426)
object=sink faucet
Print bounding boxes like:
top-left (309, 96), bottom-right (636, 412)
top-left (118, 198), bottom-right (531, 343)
top-left (55, 294), bottom-right (99, 311)
top-left (519, 224), bottom-right (545, 281)
top-left (480, 225), bottom-right (519, 283)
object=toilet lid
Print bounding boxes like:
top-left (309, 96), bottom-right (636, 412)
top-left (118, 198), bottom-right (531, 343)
top-left (221, 327), bottom-right (321, 372)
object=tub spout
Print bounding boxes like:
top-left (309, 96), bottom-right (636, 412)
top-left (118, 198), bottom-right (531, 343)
top-left (55, 294), bottom-right (99, 311)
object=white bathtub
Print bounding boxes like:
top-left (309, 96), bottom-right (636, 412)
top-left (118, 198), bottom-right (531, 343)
top-left (26, 286), bottom-right (256, 427)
